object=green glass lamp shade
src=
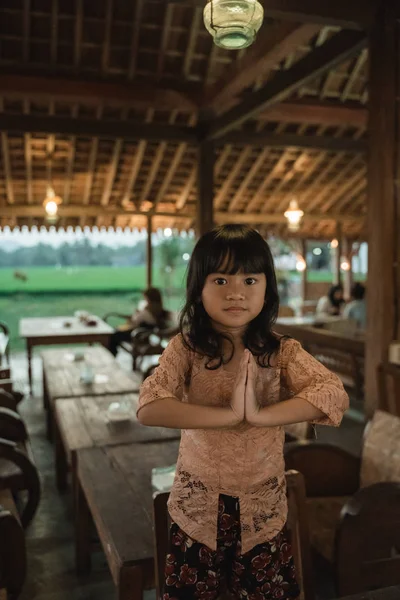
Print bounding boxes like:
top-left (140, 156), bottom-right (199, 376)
top-left (203, 0), bottom-right (264, 50)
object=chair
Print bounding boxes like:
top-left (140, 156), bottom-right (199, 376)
top-left (153, 470), bottom-right (314, 600)
top-left (0, 414), bottom-right (41, 528)
top-left (284, 409), bottom-right (400, 596)
top-left (0, 322), bottom-right (10, 369)
top-left (123, 325), bottom-right (179, 372)
top-left (0, 489), bottom-right (26, 599)
top-left (377, 361), bottom-right (400, 416)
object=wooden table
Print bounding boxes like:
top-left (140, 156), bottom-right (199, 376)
top-left (75, 440), bottom-right (180, 600)
top-left (42, 346), bottom-right (140, 439)
top-left (54, 393), bottom-right (180, 490)
top-left (337, 587), bottom-right (400, 599)
top-left (19, 315), bottom-right (114, 392)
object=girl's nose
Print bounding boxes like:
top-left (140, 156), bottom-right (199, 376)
top-left (226, 288), bottom-right (245, 300)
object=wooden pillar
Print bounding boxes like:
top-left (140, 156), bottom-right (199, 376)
top-left (366, 0), bottom-right (400, 416)
top-left (342, 237), bottom-right (353, 300)
top-left (196, 141), bottom-right (215, 237)
top-left (146, 215), bottom-right (152, 288)
top-left (332, 222), bottom-right (343, 285)
top-left (301, 239), bottom-right (308, 302)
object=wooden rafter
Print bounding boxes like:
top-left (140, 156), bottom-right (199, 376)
top-left (306, 154), bottom-right (363, 212)
top-left (101, 139), bottom-right (123, 207)
top-left (0, 113), bottom-right (197, 143)
top-left (204, 23), bottom-right (321, 110)
top-left (128, 0), bottom-right (144, 80)
top-left (122, 110), bottom-right (154, 209)
top-left (0, 75), bottom-right (199, 112)
top-left (74, 0), bottom-right (83, 67)
top-left (1, 132), bottom-right (14, 205)
top-left (141, 112), bottom-right (178, 206)
top-left (341, 48), bottom-right (368, 101)
top-left (51, 0), bottom-right (58, 65)
top-left (183, 7), bottom-right (202, 79)
top-left (219, 131), bottom-right (366, 153)
top-left (259, 100), bottom-right (367, 128)
top-left (206, 31), bottom-right (366, 139)
top-left (320, 169), bottom-right (366, 213)
top-left (214, 147), bottom-right (253, 209)
top-left (157, 4), bottom-right (174, 78)
top-left (102, 0), bottom-right (113, 74)
top-left (23, 98), bottom-right (32, 205)
top-left (63, 105), bottom-right (78, 205)
top-left (152, 114), bottom-right (197, 211)
top-left (82, 106), bottom-right (103, 209)
top-left (22, 0), bottom-right (30, 63)
top-left (228, 148), bottom-right (270, 212)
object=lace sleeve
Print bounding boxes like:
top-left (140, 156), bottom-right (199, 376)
top-left (280, 338), bottom-right (349, 426)
top-left (138, 334), bottom-right (191, 412)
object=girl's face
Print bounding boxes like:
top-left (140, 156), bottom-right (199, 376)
top-left (201, 271), bottom-right (267, 334)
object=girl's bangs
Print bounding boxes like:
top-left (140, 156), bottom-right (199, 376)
top-left (206, 240), bottom-right (268, 275)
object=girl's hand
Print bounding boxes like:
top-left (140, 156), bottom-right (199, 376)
top-left (229, 351), bottom-right (248, 424)
top-left (245, 351), bottom-right (261, 425)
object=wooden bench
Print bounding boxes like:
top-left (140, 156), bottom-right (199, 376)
top-left (75, 440), bottom-right (180, 600)
top-left (274, 323), bottom-right (365, 403)
top-left (153, 470), bottom-right (314, 600)
top-left (0, 488), bottom-right (26, 599)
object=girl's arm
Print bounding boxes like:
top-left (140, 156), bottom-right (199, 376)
top-left (246, 339), bottom-right (349, 428)
top-left (138, 398), bottom-right (240, 429)
top-left (137, 335), bottom-right (247, 429)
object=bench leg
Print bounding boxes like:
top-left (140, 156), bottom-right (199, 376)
top-left (54, 418), bottom-right (68, 492)
top-left (75, 478), bottom-right (92, 576)
top-left (118, 565), bottom-right (143, 600)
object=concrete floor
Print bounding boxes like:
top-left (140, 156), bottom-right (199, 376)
top-left (10, 348), bottom-right (365, 600)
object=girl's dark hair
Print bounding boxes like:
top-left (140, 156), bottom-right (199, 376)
top-left (328, 284), bottom-right (345, 308)
top-left (144, 287), bottom-right (170, 327)
top-left (179, 224), bottom-right (280, 368)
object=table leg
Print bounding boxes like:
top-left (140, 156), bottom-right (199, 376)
top-left (42, 367), bottom-right (49, 411)
top-left (75, 478), bottom-right (92, 576)
top-left (54, 418), bottom-right (68, 492)
top-left (118, 565), bottom-right (143, 600)
top-left (27, 340), bottom-right (33, 394)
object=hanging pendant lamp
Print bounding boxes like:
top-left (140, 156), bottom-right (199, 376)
top-left (203, 0), bottom-right (264, 50)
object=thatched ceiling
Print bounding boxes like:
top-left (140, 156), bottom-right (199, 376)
top-left (0, 0), bottom-right (377, 238)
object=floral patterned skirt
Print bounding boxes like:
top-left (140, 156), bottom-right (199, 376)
top-left (164, 494), bottom-right (300, 599)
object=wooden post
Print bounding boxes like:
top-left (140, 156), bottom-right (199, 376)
top-left (301, 239), bottom-right (308, 302)
top-left (146, 215), bottom-right (152, 288)
top-left (196, 140), bottom-right (215, 237)
top-left (333, 222), bottom-right (342, 285)
top-left (342, 237), bottom-right (353, 300)
top-left (366, 0), bottom-right (400, 416)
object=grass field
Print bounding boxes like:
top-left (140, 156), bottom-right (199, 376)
top-left (0, 265), bottom-right (189, 293)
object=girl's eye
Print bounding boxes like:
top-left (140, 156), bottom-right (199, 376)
top-left (245, 277), bottom-right (257, 285)
top-left (214, 278), bottom-right (227, 285)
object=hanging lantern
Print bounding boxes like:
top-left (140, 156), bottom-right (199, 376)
top-left (340, 257), bottom-right (350, 272)
top-left (284, 198), bottom-right (304, 232)
top-left (43, 186), bottom-right (62, 223)
top-left (203, 0), bottom-right (264, 50)
top-left (295, 254), bottom-right (306, 272)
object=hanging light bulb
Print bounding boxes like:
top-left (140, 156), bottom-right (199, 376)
top-left (43, 186), bottom-right (62, 223)
top-left (330, 238), bottom-right (339, 249)
top-left (340, 257), bottom-right (350, 271)
top-left (295, 254), bottom-right (306, 272)
top-left (203, 0), bottom-right (264, 50)
top-left (284, 198), bottom-right (304, 232)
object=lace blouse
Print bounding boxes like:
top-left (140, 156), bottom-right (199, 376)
top-left (138, 334), bottom-right (349, 553)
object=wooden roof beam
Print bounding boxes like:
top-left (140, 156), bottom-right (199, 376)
top-left (220, 131), bottom-right (366, 153)
top-left (1, 205), bottom-right (363, 225)
top-left (205, 30), bottom-right (366, 140)
top-left (168, 0), bottom-right (378, 30)
top-left (203, 22), bottom-right (321, 110)
top-left (0, 74), bottom-right (199, 112)
top-left (259, 100), bottom-right (368, 128)
top-left (0, 113), bottom-right (197, 143)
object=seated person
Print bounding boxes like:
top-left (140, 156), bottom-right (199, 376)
top-left (316, 284), bottom-right (345, 317)
top-left (343, 282), bottom-right (366, 330)
top-left (109, 287), bottom-right (172, 356)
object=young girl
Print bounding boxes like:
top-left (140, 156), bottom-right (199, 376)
top-left (138, 225), bottom-right (349, 600)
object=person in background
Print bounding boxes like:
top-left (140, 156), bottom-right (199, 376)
top-left (316, 283), bottom-right (345, 317)
top-left (108, 287), bottom-right (171, 356)
top-left (343, 282), bottom-right (366, 330)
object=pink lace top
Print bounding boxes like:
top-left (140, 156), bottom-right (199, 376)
top-left (138, 334), bottom-right (349, 553)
